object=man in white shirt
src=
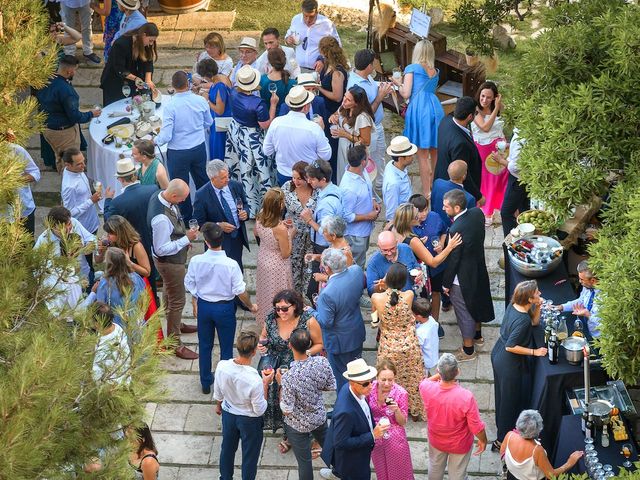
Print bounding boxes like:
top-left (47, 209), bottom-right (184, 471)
top-left (229, 37), bottom-right (259, 87)
top-left (59, 0), bottom-right (101, 64)
top-left (92, 303), bottom-right (131, 385)
top-left (147, 179), bottom-right (199, 360)
top-left (61, 147), bottom-right (109, 286)
top-left (263, 85), bottom-right (331, 186)
top-left (184, 222), bottom-right (257, 394)
top-left (498, 128), bottom-right (529, 237)
top-left (382, 136), bottom-right (416, 223)
top-left (214, 330), bottom-right (273, 480)
top-left (155, 71), bottom-right (213, 221)
top-left (10, 143), bottom-right (40, 239)
top-left (285, 0), bottom-right (341, 71)
top-left (255, 27), bottom-right (301, 79)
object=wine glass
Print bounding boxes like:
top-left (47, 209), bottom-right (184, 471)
top-left (269, 83), bottom-right (278, 94)
top-left (304, 253), bottom-right (314, 274)
top-left (262, 363), bottom-right (274, 385)
top-left (188, 219), bottom-right (199, 231)
top-left (622, 443), bottom-right (633, 468)
top-left (93, 181), bottom-right (103, 196)
top-left (312, 293), bottom-right (319, 306)
top-left (167, 86), bottom-right (175, 97)
top-left (122, 84), bottom-right (131, 104)
top-left (236, 198), bottom-right (244, 212)
top-left (431, 239), bottom-right (439, 249)
top-left (93, 104), bottom-right (102, 124)
top-left (379, 416), bottom-right (391, 439)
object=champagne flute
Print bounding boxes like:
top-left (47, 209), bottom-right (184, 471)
top-left (122, 84), bottom-right (131, 104)
top-left (93, 104), bottom-right (102, 124)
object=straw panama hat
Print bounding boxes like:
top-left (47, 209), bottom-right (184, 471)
top-left (296, 72), bottom-right (321, 88)
top-left (236, 65), bottom-right (261, 91)
top-left (115, 157), bottom-right (140, 177)
top-left (285, 85), bottom-right (315, 108)
top-left (238, 37), bottom-right (258, 51)
top-left (386, 135), bottom-right (418, 157)
top-left (116, 0), bottom-right (141, 10)
top-left (342, 358), bottom-right (378, 382)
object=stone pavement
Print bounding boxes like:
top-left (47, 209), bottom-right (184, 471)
top-left (29, 31), bottom-right (509, 479)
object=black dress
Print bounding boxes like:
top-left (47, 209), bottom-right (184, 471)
top-left (100, 35), bottom-right (154, 106)
top-left (491, 304), bottom-right (534, 441)
top-left (320, 65), bottom-right (347, 183)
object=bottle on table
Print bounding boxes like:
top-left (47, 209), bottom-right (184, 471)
top-left (548, 333), bottom-right (559, 365)
top-left (556, 316), bottom-right (569, 341)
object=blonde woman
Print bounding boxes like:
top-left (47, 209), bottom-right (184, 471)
top-left (392, 40), bottom-right (444, 197)
top-left (254, 188), bottom-right (294, 325)
top-left (193, 31), bottom-right (234, 79)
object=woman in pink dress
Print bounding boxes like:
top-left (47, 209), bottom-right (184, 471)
top-left (471, 81), bottom-right (507, 223)
top-left (367, 358), bottom-right (415, 480)
top-left (254, 188), bottom-right (294, 325)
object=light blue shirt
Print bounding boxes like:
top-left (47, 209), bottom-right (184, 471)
top-left (561, 287), bottom-right (601, 338)
top-left (346, 72), bottom-right (383, 125)
top-left (113, 10), bottom-right (147, 42)
top-left (339, 169), bottom-right (374, 238)
top-left (312, 183), bottom-right (342, 247)
top-left (382, 162), bottom-right (412, 221)
top-left (155, 91), bottom-right (213, 150)
top-left (12, 144), bottom-right (40, 217)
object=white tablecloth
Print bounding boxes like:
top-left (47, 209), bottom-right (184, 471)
top-left (86, 97), bottom-right (170, 197)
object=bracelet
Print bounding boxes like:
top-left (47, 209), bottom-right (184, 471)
top-left (531, 348), bottom-right (534, 356)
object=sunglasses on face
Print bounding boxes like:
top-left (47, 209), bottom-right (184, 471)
top-left (356, 381), bottom-right (372, 387)
top-left (275, 305), bottom-right (292, 313)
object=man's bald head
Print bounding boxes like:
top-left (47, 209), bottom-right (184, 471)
top-left (163, 179), bottom-right (190, 205)
top-left (448, 160), bottom-right (468, 183)
top-left (377, 231), bottom-right (399, 261)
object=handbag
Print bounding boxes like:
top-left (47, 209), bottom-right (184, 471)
top-left (214, 117), bottom-right (232, 132)
top-left (399, 70), bottom-right (433, 118)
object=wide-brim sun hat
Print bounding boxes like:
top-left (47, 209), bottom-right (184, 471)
top-left (386, 135), bottom-right (418, 157)
top-left (236, 65), bottom-right (261, 91)
top-left (116, 0), bottom-right (141, 10)
top-left (296, 72), bottom-right (320, 88)
top-left (238, 37), bottom-right (258, 51)
top-left (115, 157), bottom-right (140, 177)
top-left (342, 358), bottom-right (377, 382)
top-left (285, 85), bottom-right (315, 108)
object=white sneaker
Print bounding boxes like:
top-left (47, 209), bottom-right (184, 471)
top-left (319, 468), bottom-right (340, 479)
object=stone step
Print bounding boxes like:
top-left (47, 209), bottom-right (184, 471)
top-left (86, 29), bottom-right (261, 50)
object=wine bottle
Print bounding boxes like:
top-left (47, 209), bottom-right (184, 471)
top-left (544, 322), bottom-right (553, 345)
top-left (548, 334), bottom-right (558, 365)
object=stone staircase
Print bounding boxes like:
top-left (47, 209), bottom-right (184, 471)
top-left (29, 26), bottom-right (508, 480)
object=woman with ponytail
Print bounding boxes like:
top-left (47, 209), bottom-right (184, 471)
top-left (371, 263), bottom-right (426, 420)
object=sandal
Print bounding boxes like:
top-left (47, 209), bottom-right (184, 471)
top-left (278, 440), bottom-right (291, 454)
top-left (491, 440), bottom-right (502, 452)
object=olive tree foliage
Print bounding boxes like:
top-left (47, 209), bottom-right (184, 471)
top-left (0, 2), bottom-right (167, 478)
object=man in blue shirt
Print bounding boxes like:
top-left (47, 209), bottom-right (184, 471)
top-left (155, 71), bottom-right (213, 221)
top-left (431, 159), bottom-right (477, 226)
top-left (36, 55), bottom-right (100, 172)
top-left (347, 49), bottom-right (393, 197)
top-left (366, 231), bottom-right (420, 296)
top-left (339, 145), bottom-right (379, 269)
top-left (382, 136), bottom-right (416, 223)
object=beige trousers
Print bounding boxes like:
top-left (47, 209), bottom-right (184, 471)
top-left (154, 260), bottom-right (186, 343)
top-left (428, 443), bottom-right (473, 480)
top-left (43, 124), bottom-right (81, 172)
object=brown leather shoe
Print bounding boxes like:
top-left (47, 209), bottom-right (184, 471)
top-left (175, 345), bottom-right (199, 360)
top-left (180, 323), bottom-right (198, 334)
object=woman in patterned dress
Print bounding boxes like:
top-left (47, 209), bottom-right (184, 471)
top-left (91, 0), bottom-right (123, 62)
top-left (282, 161), bottom-right (317, 300)
top-left (225, 65), bottom-right (278, 217)
top-left (368, 358), bottom-right (415, 480)
top-left (371, 263), bottom-right (426, 419)
top-left (257, 290), bottom-right (324, 452)
top-left (254, 188), bottom-right (294, 325)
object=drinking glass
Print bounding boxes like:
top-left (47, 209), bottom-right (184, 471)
top-left (188, 219), bottom-right (199, 231)
top-left (392, 67), bottom-right (402, 80)
top-left (258, 338), bottom-right (268, 348)
top-left (236, 198), bottom-right (244, 212)
top-left (585, 444), bottom-right (595, 453)
top-left (262, 363), bottom-right (274, 385)
top-left (622, 443), bottom-right (633, 468)
top-left (312, 293), bottom-right (319, 305)
top-left (167, 87), bottom-right (175, 96)
top-left (603, 465), bottom-right (613, 474)
top-left (93, 104), bottom-right (102, 124)
top-left (93, 181), bottom-right (103, 195)
top-left (305, 253), bottom-right (314, 274)
top-left (122, 84), bottom-right (131, 103)
top-left (379, 416), bottom-right (390, 439)
top-left (269, 83), bottom-right (278, 94)
top-left (431, 239), bottom-right (439, 249)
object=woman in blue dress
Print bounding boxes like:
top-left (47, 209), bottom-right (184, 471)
top-left (91, 0), bottom-right (123, 62)
top-left (392, 40), bottom-right (444, 198)
top-left (259, 47), bottom-right (296, 114)
top-left (225, 65), bottom-right (278, 217)
top-left (196, 58), bottom-right (232, 161)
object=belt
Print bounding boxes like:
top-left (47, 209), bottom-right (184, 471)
top-left (199, 298), bottom-right (235, 304)
top-left (46, 124), bottom-right (76, 131)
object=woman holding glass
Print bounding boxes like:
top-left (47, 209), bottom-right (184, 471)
top-left (367, 358), bottom-right (414, 480)
top-left (132, 139), bottom-right (169, 189)
top-left (100, 22), bottom-right (159, 106)
top-left (491, 280), bottom-right (548, 452)
top-left (501, 410), bottom-right (583, 479)
top-left (257, 290), bottom-right (323, 453)
top-left (259, 47), bottom-right (296, 114)
top-left (282, 161), bottom-right (317, 299)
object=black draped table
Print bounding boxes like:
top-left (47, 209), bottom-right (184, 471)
top-left (503, 248), bottom-right (609, 455)
top-left (553, 415), bottom-right (638, 475)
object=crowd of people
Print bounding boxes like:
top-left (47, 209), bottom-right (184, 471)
top-left (11, 0), bottom-right (604, 479)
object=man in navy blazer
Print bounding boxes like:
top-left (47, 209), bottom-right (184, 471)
top-left (314, 248), bottom-right (366, 391)
top-left (320, 359), bottom-right (389, 480)
top-left (431, 159), bottom-right (477, 226)
top-left (434, 96), bottom-right (485, 206)
top-left (193, 160), bottom-right (249, 270)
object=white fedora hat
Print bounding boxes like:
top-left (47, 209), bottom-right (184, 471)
top-left (116, 0), bottom-right (141, 10)
top-left (342, 358), bottom-right (377, 382)
top-left (238, 37), bottom-right (258, 51)
top-left (386, 135), bottom-right (418, 157)
top-left (296, 72), bottom-right (320, 88)
top-left (285, 85), bottom-right (315, 109)
top-left (115, 157), bottom-right (140, 178)
top-left (236, 65), bottom-right (261, 91)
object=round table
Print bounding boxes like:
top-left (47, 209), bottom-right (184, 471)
top-left (86, 97), bottom-right (171, 197)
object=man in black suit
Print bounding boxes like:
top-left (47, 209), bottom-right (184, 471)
top-left (193, 159), bottom-right (249, 270)
top-left (442, 189), bottom-right (494, 362)
top-left (435, 96), bottom-right (485, 207)
top-left (104, 158), bottom-right (159, 294)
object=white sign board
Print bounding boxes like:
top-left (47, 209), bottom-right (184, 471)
top-left (409, 8), bottom-right (431, 39)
